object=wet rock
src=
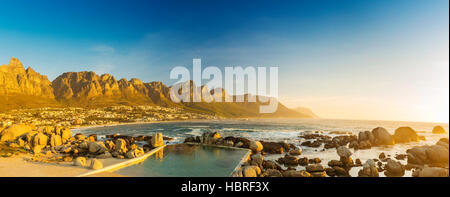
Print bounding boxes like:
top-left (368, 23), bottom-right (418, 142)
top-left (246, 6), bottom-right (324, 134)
top-left (355, 158), bottom-right (362, 166)
top-left (243, 166), bottom-right (261, 177)
top-left (395, 154), bottom-right (407, 160)
top-left (298, 157), bottom-right (309, 166)
top-left (309, 158), bottom-right (321, 164)
top-left (281, 155), bottom-right (299, 166)
top-left (337, 146), bottom-right (352, 158)
top-left (87, 134), bottom-right (97, 142)
top-left (384, 159), bottom-right (405, 177)
top-left (282, 170), bottom-right (311, 177)
top-left (379, 152), bottom-right (386, 160)
top-left (261, 169), bottom-right (283, 177)
top-left (88, 141), bottom-right (107, 154)
top-left (358, 159), bottom-right (379, 177)
top-left (333, 166), bottom-right (349, 177)
top-left (115, 138), bottom-right (128, 154)
top-left (305, 164), bottom-right (324, 172)
top-left (151, 133), bottom-right (164, 148)
top-left (74, 133), bottom-right (86, 141)
top-left (301, 140), bottom-right (321, 148)
top-left (328, 160), bottom-right (343, 167)
top-left (425, 145), bottom-right (449, 164)
top-left (393, 127), bottom-right (418, 143)
top-left (325, 167), bottom-right (336, 177)
top-left (288, 149), bottom-right (302, 156)
top-left (412, 166), bottom-right (449, 177)
top-left (260, 141), bottom-right (284, 154)
top-left (263, 160), bottom-right (282, 170)
top-left (251, 153), bottom-right (263, 167)
top-left (311, 171), bottom-right (326, 177)
top-left (371, 127), bottom-right (394, 145)
top-left (250, 141), bottom-right (263, 153)
top-left (432, 126), bottom-right (446, 134)
top-left (125, 148), bottom-right (145, 159)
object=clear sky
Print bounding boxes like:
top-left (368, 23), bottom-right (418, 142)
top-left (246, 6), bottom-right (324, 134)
top-left (0, 0), bottom-right (448, 123)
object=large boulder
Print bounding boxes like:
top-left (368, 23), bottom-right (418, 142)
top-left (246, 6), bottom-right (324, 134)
top-left (425, 145), bottom-right (449, 164)
top-left (90, 159), bottom-right (103, 170)
top-left (250, 141), bottom-right (263, 153)
top-left (412, 166), bottom-right (449, 177)
top-left (393, 127), bottom-right (418, 143)
top-left (337, 146), bottom-right (352, 158)
top-left (260, 141), bottom-right (284, 154)
top-left (126, 148), bottom-right (145, 159)
top-left (0, 124), bottom-right (33, 142)
top-left (384, 159), bottom-right (405, 177)
top-left (242, 166), bottom-right (261, 177)
top-left (33, 133), bottom-right (48, 147)
top-left (88, 141), bottom-right (107, 154)
top-left (371, 127), bottom-right (394, 145)
top-left (358, 159), bottom-right (379, 177)
top-left (432, 126), bottom-right (446, 134)
top-left (151, 133), bottom-right (164, 148)
top-left (73, 157), bottom-right (87, 166)
top-left (407, 146), bottom-right (429, 165)
top-left (50, 134), bottom-right (62, 147)
top-left (61, 128), bottom-right (72, 143)
top-left (115, 138), bottom-right (128, 154)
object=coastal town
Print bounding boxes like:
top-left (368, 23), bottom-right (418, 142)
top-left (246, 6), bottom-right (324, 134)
top-left (0, 106), bottom-right (221, 128)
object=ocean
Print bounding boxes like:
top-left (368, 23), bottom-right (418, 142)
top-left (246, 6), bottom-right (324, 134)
top-left (75, 119), bottom-right (449, 177)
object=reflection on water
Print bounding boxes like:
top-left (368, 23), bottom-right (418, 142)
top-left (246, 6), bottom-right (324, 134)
top-left (115, 144), bottom-right (248, 177)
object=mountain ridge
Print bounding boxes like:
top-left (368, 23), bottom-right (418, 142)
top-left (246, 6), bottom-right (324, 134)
top-left (0, 57), bottom-right (315, 118)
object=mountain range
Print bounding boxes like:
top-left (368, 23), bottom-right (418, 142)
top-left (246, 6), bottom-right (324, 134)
top-left (0, 57), bottom-right (316, 118)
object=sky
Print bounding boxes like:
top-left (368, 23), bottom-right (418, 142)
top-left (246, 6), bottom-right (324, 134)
top-left (0, 0), bottom-right (448, 123)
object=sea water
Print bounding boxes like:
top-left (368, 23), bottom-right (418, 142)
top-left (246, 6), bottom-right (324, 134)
top-left (76, 119), bottom-right (449, 177)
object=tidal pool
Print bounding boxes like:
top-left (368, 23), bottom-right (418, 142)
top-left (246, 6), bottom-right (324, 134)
top-left (115, 144), bottom-right (249, 177)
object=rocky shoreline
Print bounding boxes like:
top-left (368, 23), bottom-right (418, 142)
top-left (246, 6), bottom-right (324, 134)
top-left (184, 126), bottom-right (449, 177)
top-left (0, 124), bottom-right (169, 172)
top-left (0, 123), bottom-right (448, 177)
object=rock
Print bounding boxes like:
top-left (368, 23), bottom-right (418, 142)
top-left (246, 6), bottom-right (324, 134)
top-left (337, 146), bottom-right (352, 158)
top-left (328, 160), bottom-right (343, 167)
top-left (262, 160), bottom-right (281, 170)
top-left (305, 164), bottom-right (324, 172)
top-left (384, 159), bottom-right (405, 177)
top-left (88, 141), bottom-right (107, 154)
top-left (223, 140), bottom-right (234, 146)
top-left (333, 166), bottom-right (348, 177)
top-left (309, 157), bottom-right (321, 164)
top-left (251, 153), bottom-right (263, 167)
top-left (358, 159), bottom-right (379, 177)
top-left (235, 141), bottom-right (244, 148)
top-left (74, 157), bottom-right (87, 166)
top-left (407, 146), bottom-right (428, 165)
top-left (288, 149), bottom-right (302, 156)
top-left (379, 152), bottom-right (386, 160)
top-left (87, 134), bottom-right (97, 142)
top-left (395, 154), bottom-right (407, 160)
top-left (61, 128), bottom-right (72, 143)
top-left (50, 134), bottom-right (62, 147)
top-left (0, 124), bottom-right (32, 142)
top-left (96, 152), bottom-right (112, 159)
top-left (282, 170), bottom-right (311, 177)
top-left (74, 133), bottom-right (86, 141)
top-left (298, 157), bottom-right (309, 166)
top-left (250, 141), bottom-right (263, 153)
top-left (90, 159), bottom-right (103, 170)
top-left (260, 141), bottom-right (284, 154)
top-left (115, 138), bottom-right (128, 154)
top-left (311, 171), bottom-right (326, 177)
top-left (340, 156), bottom-right (353, 166)
top-left (325, 168), bottom-right (336, 177)
top-left (412, 166), bottom-right (449, 177)
top-left (151, 133), bottom-right (164, 148)
top-left (33, 133), bottom-right (48, 147)
top-left (425, 145), bottom-right (449, 164)
top-left (355, 158), bottom-right (362, 166)
top-left (261, 169), bottom-right (283, 177)
top-left (282, 155), bottom-right (299, 165)
top-left (393, 127), bottom-right (418, 143)
top-left (371, 127), bottom-right (394, 145)
top-left (432, 126), bottom-right (446, 134)
top-left (243, 166), bottom-right (261, 177)
top-left (126, 148), bottom-right (145, 159)
top-left (230, 169), bottom-right (243, 177)
top-left (201, 132), bottom-right (221, 144)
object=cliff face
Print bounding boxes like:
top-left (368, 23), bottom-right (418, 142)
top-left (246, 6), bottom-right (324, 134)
top-left (0, 57), bottom-right (59, 111)
top-left (0, 57), bottom-right (315, 118)
top-left (0, 57), bottom-right (54, 97)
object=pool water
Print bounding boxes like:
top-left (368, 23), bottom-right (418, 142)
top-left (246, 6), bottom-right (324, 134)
top-left (115, 144), bottom-right (249, 177)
